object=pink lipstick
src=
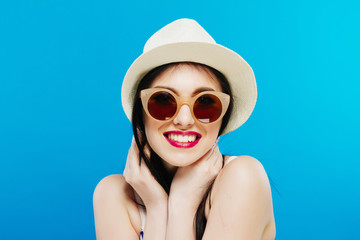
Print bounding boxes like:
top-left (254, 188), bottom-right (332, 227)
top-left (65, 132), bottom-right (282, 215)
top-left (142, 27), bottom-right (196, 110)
top-left (163, 131), bottom-right (202, 148)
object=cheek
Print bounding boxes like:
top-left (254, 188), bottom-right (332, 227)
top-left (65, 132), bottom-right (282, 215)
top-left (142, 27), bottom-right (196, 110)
top-left (205, 121), bottom-right (222, 138)
top-left (143, 117), bottom-right (164, 149)
top-left (145, 126), bottom-right (160, 145)
top-left (203, 124), bottom-right (221, 148)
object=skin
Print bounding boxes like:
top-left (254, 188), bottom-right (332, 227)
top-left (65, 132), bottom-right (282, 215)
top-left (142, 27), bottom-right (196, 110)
top-left (93, 63), bottom-right (276, 240)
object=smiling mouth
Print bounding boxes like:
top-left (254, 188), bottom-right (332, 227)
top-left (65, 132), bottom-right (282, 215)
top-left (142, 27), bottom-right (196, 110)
top-left (163, 131), bottom-right (202, 148)
top-left (166, 133), bottom-right (198, 142)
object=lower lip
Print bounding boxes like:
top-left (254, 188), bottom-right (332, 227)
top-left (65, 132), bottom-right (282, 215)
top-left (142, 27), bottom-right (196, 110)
top-left (164, 136), bottom-right (200, 148)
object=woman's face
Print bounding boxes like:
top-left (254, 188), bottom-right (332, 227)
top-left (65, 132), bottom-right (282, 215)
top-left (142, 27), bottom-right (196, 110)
top-left (143, 64), bottom-right (223, 170)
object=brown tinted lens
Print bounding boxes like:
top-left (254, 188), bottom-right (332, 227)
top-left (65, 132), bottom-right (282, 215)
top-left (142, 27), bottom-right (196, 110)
top-left (148, 91), bottom-right (177, 120)
top-left (194, 94), bottom-right (222, 123)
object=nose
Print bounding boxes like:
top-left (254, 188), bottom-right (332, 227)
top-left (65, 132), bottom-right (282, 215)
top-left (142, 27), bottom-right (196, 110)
top-left (173, 104), bottom-right (195, 127)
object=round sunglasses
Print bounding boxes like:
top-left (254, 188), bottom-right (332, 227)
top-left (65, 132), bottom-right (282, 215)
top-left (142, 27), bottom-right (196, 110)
top-left (140, 88), bottom-right (230, 123)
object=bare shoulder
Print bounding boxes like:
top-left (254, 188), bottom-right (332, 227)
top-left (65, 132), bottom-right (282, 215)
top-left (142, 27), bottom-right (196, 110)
top-left (220, 155), bottom-right (270, 186)
top-left (211, 156), bottom-right (273, 209)
top-left (204, 156), bottom-right (276, 240)
top-left (93, 174), bottom-right (133, 202)
top-left (93, 174), bottom-right (141, 240)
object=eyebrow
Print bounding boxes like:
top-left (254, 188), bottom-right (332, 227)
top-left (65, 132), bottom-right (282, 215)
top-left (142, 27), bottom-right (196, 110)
top-left (153, 85), bottom-right (215, 96)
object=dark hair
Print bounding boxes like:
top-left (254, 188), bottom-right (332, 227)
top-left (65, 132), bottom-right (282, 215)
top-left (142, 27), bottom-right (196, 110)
top-left (131, 62), bottom-right (233, 239)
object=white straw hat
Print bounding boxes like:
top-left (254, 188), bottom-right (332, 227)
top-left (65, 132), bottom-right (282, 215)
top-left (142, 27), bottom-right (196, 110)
top-left (121, 18), bottom-right (257, 135)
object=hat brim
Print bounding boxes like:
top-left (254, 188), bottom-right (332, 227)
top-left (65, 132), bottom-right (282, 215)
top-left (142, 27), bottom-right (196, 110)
top-left (121, 42), bottom-right (257, 135)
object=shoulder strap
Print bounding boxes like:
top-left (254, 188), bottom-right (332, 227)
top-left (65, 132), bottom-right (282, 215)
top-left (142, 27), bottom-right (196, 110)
top-left (224, 156), bottom-right (237, 166)
top-left (134, 190), bottom-right (146, 232)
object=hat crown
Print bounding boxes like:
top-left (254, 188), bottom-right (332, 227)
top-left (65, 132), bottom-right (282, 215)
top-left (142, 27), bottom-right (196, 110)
top-left (143, 18), bottom-right (216, 53)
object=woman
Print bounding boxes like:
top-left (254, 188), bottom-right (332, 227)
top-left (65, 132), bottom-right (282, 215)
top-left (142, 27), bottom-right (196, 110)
top-left (93, 19), bottom-right (275, 240)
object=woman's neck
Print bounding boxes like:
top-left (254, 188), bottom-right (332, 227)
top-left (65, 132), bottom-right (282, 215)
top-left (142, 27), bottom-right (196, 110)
top-left (162, 160), bottom-right (178, 178)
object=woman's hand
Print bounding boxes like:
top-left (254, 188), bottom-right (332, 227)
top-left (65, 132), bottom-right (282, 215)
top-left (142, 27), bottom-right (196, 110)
top-left (169, 142), bottom-right (223, 211)
top-left (123, 138), bottom-right (168, 208)
top-left (166, 142), bottom-right (223, 240)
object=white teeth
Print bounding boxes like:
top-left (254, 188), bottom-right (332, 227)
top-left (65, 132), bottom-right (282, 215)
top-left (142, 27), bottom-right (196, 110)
top-left (168, 134), bottom-right (197, 143)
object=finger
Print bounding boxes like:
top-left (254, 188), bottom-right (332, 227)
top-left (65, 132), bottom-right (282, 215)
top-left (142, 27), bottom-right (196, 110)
top-left (208, 144), bottom-right (219, 166)
top-left (211, 137), bottom-right (220, 151)
top-left (137, 157), bottom-right (156, 183)
top-left (205, 137), bottom-right (220, 161)
top-left (205, 142), bottom-right (219, 162)
top-left (123, 163), bottom-right (128, 175)
top-left (201, 144), bottom-right (215, 163)
top-left (126, 139), bottom-right (135, 169)
top-left (131, 136), bottom-right (140, 155)
top-left (136, 143), bottom-right (153, 176)
top-left (127, 137), bottom-right (140, 170)
top-left (213, 147), bottom-right (222, 167)
top-left (207, 145), bottom-right (221, 169)
top-left (124, 143), bottom-right (132, 171)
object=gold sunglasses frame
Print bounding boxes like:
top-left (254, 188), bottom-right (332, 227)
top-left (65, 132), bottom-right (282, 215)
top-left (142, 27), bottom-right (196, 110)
top-left (140, 88), bottom-right (230, 124)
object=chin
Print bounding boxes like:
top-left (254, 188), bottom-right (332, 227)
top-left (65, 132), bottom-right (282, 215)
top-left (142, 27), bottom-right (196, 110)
top-left (147, 133), bottom-right (216, 167)
top-left (157, 147), bottom-right (209, 167)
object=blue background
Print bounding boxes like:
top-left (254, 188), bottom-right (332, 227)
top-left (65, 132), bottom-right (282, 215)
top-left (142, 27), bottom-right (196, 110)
top-left (1, 0), bottom-right (359, 239)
